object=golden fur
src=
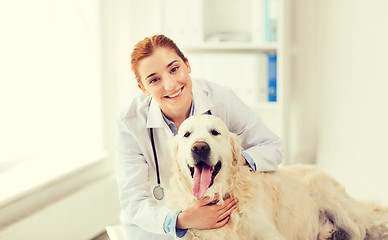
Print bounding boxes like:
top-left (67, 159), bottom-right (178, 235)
top-left (168, 115), bottom-right (388, 240)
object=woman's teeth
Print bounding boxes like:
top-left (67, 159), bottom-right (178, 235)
top-left (168, 88), bottom-right (182, 98)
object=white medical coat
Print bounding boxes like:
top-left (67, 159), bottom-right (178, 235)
top-left (115, 79), bottom-right (283, 240)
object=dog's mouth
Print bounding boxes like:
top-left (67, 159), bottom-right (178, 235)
top-left (188, 161), bottom-right (222, 199)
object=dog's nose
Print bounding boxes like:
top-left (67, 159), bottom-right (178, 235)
top-left (191, 141), bottom-right (210, 161)
top-left (192, 141), bottom-right (209, 153)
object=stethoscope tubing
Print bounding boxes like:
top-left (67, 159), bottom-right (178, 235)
top-left (149, 127), bottom-right (161, 185)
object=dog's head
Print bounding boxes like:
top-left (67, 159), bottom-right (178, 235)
top-left (169, 115), bottom-right (242, 199)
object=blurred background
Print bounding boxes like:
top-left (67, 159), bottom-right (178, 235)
top-left (0, 0), bottom-right (387, 239)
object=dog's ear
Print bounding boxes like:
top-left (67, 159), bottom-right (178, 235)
top-left (229, 132), bottom-right (242, 165)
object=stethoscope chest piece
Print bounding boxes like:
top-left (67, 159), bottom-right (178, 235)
top-left (153, 184), bottom-right (165, 200)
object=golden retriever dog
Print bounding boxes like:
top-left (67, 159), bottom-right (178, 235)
top-left (167, 115), bottom-right (388, 240)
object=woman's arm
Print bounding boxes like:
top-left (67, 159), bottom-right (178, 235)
top-left (225, 89), bottom-right (283, 171)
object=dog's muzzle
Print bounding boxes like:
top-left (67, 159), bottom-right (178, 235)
top-left (189, 141), bottom-right (222, 198)
top-left (191, 141), bottom-right (210, 163)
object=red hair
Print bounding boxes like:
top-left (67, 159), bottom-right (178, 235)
top-left (130, 35), bottom-right (186, 85)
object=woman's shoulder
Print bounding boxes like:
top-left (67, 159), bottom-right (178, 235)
top-left (192, 78), bottom-right (231, 97)
top-left (117, 93), bottom-right (150, 123)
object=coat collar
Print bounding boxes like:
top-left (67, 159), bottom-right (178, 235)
top-left (192, 78), bottom-right (214, 115)
top-left (145, 79), bottom-right (214, 129)
top-left (146, 98), bottom-right (165, 129)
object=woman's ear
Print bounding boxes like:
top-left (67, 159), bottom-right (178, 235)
top-left (229, 133), bottom-right (242, 165)
top-left (184, 58), bottom-right (191, 74)
top-left (138, 84), bottom-right (150, 95)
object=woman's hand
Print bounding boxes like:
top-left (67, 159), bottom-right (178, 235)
top-left (241, 155), bottom-right (247, 165)
top-left (176, 194), bottom-right (238, 230)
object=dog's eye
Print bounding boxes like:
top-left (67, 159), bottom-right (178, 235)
top-left (184, 132), bottom-right (191, 138)
top-left (210, 129), bottom-right (220, 136)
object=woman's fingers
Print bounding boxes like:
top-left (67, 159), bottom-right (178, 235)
top-left (217, 201), bottom-right (238, 221)
top-left (214, 197), bottom-right (238, 228)
top-left (216, 197), bottom-right (238, 221)
top-left (216, 196), bottom-right (237, 213)
top-left (214, 216), bottom-right (230, 228)
top-left (198, 193), bottom-right (220, 206)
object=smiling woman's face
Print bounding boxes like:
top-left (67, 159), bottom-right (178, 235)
top-left (138, 47), bottom-right (193, 119)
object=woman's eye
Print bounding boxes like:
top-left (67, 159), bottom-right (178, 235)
top-left (149, 78), bottom-right (159, 84)
top-left (210, 130), bottom-right (220, 136)
top-left (184, 132), bottom-right (191, 138)
top-left (170, 66), bottom-right (179, 73)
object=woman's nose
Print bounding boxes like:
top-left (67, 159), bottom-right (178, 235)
top-left (163, 76), bottom-right (176, 90)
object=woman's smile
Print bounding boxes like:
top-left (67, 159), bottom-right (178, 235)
top-left (165, 86), bottom-right (184, 99)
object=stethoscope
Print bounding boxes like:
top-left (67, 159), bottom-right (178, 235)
top-left (149, 127), bottom-right (165, 200)
top-left (149, 106), bottom-right (211, 201)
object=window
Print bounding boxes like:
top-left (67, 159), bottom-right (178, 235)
top-left (0, 0), bottom-right (104, 193)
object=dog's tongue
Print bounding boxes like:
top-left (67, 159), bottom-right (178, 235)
top-left (192, 164), bottom-right (212, 199)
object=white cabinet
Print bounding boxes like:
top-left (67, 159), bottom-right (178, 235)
top-left (161, 0), bottom-right (288, 141)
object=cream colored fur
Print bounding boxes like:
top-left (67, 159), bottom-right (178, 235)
top-left (168, 115), bottom-right (388, 240)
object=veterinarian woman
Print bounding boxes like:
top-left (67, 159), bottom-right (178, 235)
top-left (115, 34), bottom-right (283, 239)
